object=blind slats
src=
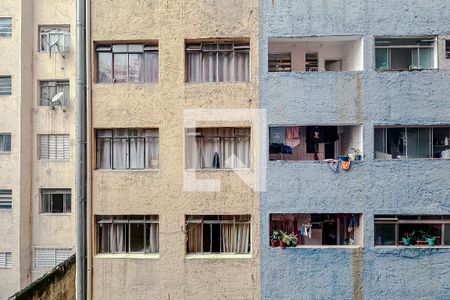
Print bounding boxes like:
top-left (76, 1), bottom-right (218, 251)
top-left (39, 134), bottom-right (70, 160)
top-left (0, 17), bottom-right (12, 37)
top-left (34, 248), bottom-right (71, 269)
top-left (0, 76), bottom-right (12, 95)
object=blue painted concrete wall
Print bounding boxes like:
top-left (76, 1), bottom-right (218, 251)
top-left (259, 1), bottom-right (450, 299)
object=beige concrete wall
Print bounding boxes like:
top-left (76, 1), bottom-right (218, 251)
top-left (90, 0), bottom-right (259, 299)
top-left (30, 0), bottom-right (77, 281)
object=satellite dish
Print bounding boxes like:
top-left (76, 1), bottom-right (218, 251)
top-left (50, 92), bottom-right (64, 111)
top-left (45, 37), bottom-right (65, 59)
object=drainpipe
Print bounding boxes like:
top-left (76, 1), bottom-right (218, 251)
top-left (76, 0), bottom-right (87, 298)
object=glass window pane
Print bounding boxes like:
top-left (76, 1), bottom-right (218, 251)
top-left (418, 128), bottom-right (431, 158)
top-left (202, 52), bottom-right (217, 82)
top-left (42, 194), bottom-right (50, 213)
top-left (65, 194), bottom-right (71, 213)
top-left (144, 52), bottom-right (158, 83)
top-left (391, 48), bottom-right (411, 70)
top-left (97, 52), bottom-right (112, 83)
top-left (418, 48), bottom-right (433, 69)
top-left (130, 223), bottom-right (145, 252)
top-left (444, 224), bottom-right (450, 246)
top-left (374, 223), bottom-right (396, 246)
top-left (375, 48), bottom-right (389, 69)
top-left (128, 53), bottom-right (144, 83)
top-left (51, 194), bottom-right (64, 213)
top-left (113, 54), bottom-right (128, 83)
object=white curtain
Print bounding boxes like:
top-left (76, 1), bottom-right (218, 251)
top-left (110, 223), bottom-right (126, 253)
top-left (145, 129), bottom-right (159, 169)
top-left (186, 132), bottom-right (202, 169)
top-left (187, 52), bottom-right (201, 82)
top-left (113, 129), bottom-right (128, 169)
top-left (128, 53), bottom-right (144, 83)
top-left (129, 129), bottom-right (145, 168)
top-left (234, 51), bottom-right (249, 82)
top-left (202, 51), bottom-right (216, 82)
top-left (147, 223), bottom-right (159, 253)
top-left (144, 52), bottom-right (158, 83)
top-left (187, 223), bottom-right (202, 253)
top-left (222, 224), bottom-right (235, 253)
top-left (235, 223), bottom-right (250, 253)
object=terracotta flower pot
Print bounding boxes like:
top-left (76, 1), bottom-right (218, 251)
top-left (279, 241), bottom-right (286, 248)
top-left (271, 240), bottom-right (279, 247)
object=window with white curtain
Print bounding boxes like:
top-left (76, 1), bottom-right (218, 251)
top-left (185, 127), bottom-right (250, 169)
top-left (39, 80), bottom-right (69, 106)
top-left (375, 37), bottom-right (436, 70)
top-left (186, 42), bottom-right (250, 82)
top-left (39, 134), bottom-right (70, 160)
top-left (34, 248), bottom-right (72, 270)
top-left (96, 215), bottom-right (159, 254)
top-left (185, 215), bottom-right (251, 254)
top-left (0, 252), bottom-right (12, 268)
top-left (41, 189), bottom-right (71, 213)
top-left (96, 129), bottom-right (159, 170)
top-left (39, 26), bottom-right (70, 52)
top-left (96, 44), bottom-right (159, 83)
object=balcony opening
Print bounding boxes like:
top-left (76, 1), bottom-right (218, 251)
top-left (374, 126), bottom-right (450, 159)
top-left (270, 213), bottom-right (363, 247)
top-left (269, 125), bottom-right (362, 161)
top-left (374, 215), bottom-right (450, 246)
top-left (375, 37), bottom-right (437, 70)
top-left (268, 36), bottom-right (363, 72)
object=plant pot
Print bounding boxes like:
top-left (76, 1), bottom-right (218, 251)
top-left (401, 237), bottom-right (411, 246)
top-left (271, 240), bottom-right (279, 247)
top-left (426, 237), bottom-right (436, 246)
top-left (279, 241), bottom-right (286, 248)
top-left (416, 240), bottom-right (427, 246)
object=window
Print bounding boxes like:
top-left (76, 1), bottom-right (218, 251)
top-left (185, 127), bottom-right (251, 169)
top-left (185, 215), bottom-right (251, 254)
top-left (446, 40), bottom-right (450, 59)
top-left (0, 133), bottom-right (11, 152)
top-left (374, 215), bottom-right (450, 246)
top-left (96, 44), bottom-right (158, 83)
top-left (39, 81), bottom-right (69, 106)
top-left (0, 252), bottom-right (12, 268)
top-left (38, 134), bottom-right (70, 160)
top-left (375, 37), bottom-right (436, 70)
top-left (0, 76), bottom-right (12, 95)
top-left (34, 248), bottom-right (72, 270)
top-left (0, 17), bottom-right (12, 37)
top-left (41, 189), bottom-right (71, 213)
top-left (96, 215), bottom-right (159, 254)
top-left (269, 126), bottom-right (362, 161)
top-left (96, 129), bottom-right (159, 169)
top-left (270, 214), bottom-right (363, 247)
top-left (305, 52), bottom-right (319, 71)
top-left (0, 190), bottom-right (12, 209)
top-left (186, 41), bottom-right (250, 82)
top-left (374, 126), bottom-right (450, 159)
top-left (39, 26), bottom-right (70, 52)
top-left (268, 53), bottom-right (291, 72)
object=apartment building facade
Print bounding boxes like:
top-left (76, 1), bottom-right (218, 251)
top-left (0, 0), bottom-right (76, 298)
top-left (261, 0), bottom-right (450, 299)
top-left (89, 0), bottom-right (259, 299)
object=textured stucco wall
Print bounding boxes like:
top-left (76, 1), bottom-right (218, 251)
top-left (90, 0), bottom-right (259, 299)
top-left (260, 1), bottom-right (450, 299)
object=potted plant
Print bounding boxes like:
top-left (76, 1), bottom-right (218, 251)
top-left (401, 231), bottom-right (415, 246)
top-left (423, 232), bottom-right (436, 246)
top-left (280, 231), bottom-right (298, 248)
top-left (271, 230), bottom-right (281, 247)
top-left (287, 233), bottom-right (298, 247)
top-left (415, 230), bottom-right (428, 246)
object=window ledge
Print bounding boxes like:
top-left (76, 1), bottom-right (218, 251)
top-left (185, 253), bottom-right (252, 259)
top-left (94, 169), bottom-right (159, 172)
top-left (185, 81), bottom-right (251, 86)
top-left (39, 213), bottom-right (71, 216)
top-left (269, 160), bottom-right (363, 164)
top-left (373, 158), bottom-right (450, 162)
top-left (271, 246), bottom-right (362, 249)
top-left (0, 152), bottom-right (11, 154)
top-left (374, 246), bottom-right (450, 249)
top-left (95, 253), bottom-right (159, 260)
top-left (185, 168), bottom-right (252, 172)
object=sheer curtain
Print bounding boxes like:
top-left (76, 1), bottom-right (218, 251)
top-left (145, 129), bottom-right (159, 169)
top-left (128, 53), bottom-right (144, 83)
top-left (97, 130), bottom-right (112, 169)
top-left (129, 129), bottom-right (145, 169)
top-left (147, 222), bottom-right (159, 253)
top-left (186, 131), bottom-right (202, 169)
top-left (144, 51), bottom-right (159, 83)
top-left (234, 51), bottom-right (249, 82)
top-left (222, 223), bottom-right (235, 253)
top-left (187, 52), bottom-right (201, 82)
top-left (202, 50), bottom-right (216, 82)
top-left (187, 224), bottom-right (202, 253)
top-left (201, 128), bottom-right (217, 168)
top-left (235, 223), bottom-right (250, 253)
top-left (110, 223), bottom-right (126, 253)
top-left (112, 129), bottom-right (128, 169)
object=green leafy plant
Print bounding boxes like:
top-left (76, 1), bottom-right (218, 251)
top-left (271, 230), bottom-right (282, 242)
top-left (280, 231), bottom-right (298, 247)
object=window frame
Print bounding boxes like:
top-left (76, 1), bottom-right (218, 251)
top-left (39, 80), bottom-right (70, 106)
top-left (185, 41), bottom-right (250, 83)
top-left (95, 128), bottom-right (159, 170)
top-left (0, 252), bottom-right (12, 268)
top-left (33, 247), bottom-right (72, 270)
top-left (185, 215), bottom-right (251, 255)
top-left (446, 39), bottom-right (450, 59)
top-left (374, 215), bottom-right (450, 247)
top-left (38, 25), bottom-right (70, 53)
top-left (0, 17), bottom-right (12, 38)
top-left (40, 189), bottom-right (71, 214)
top-left (374, 126), bottom-right (450, 160)
top-left (374, 37), bottom-right (437, 71)
top-left (38, 134), bottom-right (70, 160)
top-left (0, 75), bottom-right (12, 96)
top-left (95, 43), bottom-right (159, 84)
top-left (0, 189), bottom-right (12, 210)
top-left (96, 215), bottom-right (159, 254)
top-left (0, 133), bottom-right (11, 152)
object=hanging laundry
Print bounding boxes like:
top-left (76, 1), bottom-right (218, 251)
top-left (284, 126), bottom-right (300, 148)
top-left (269, 127), bottom-right (285, 144)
